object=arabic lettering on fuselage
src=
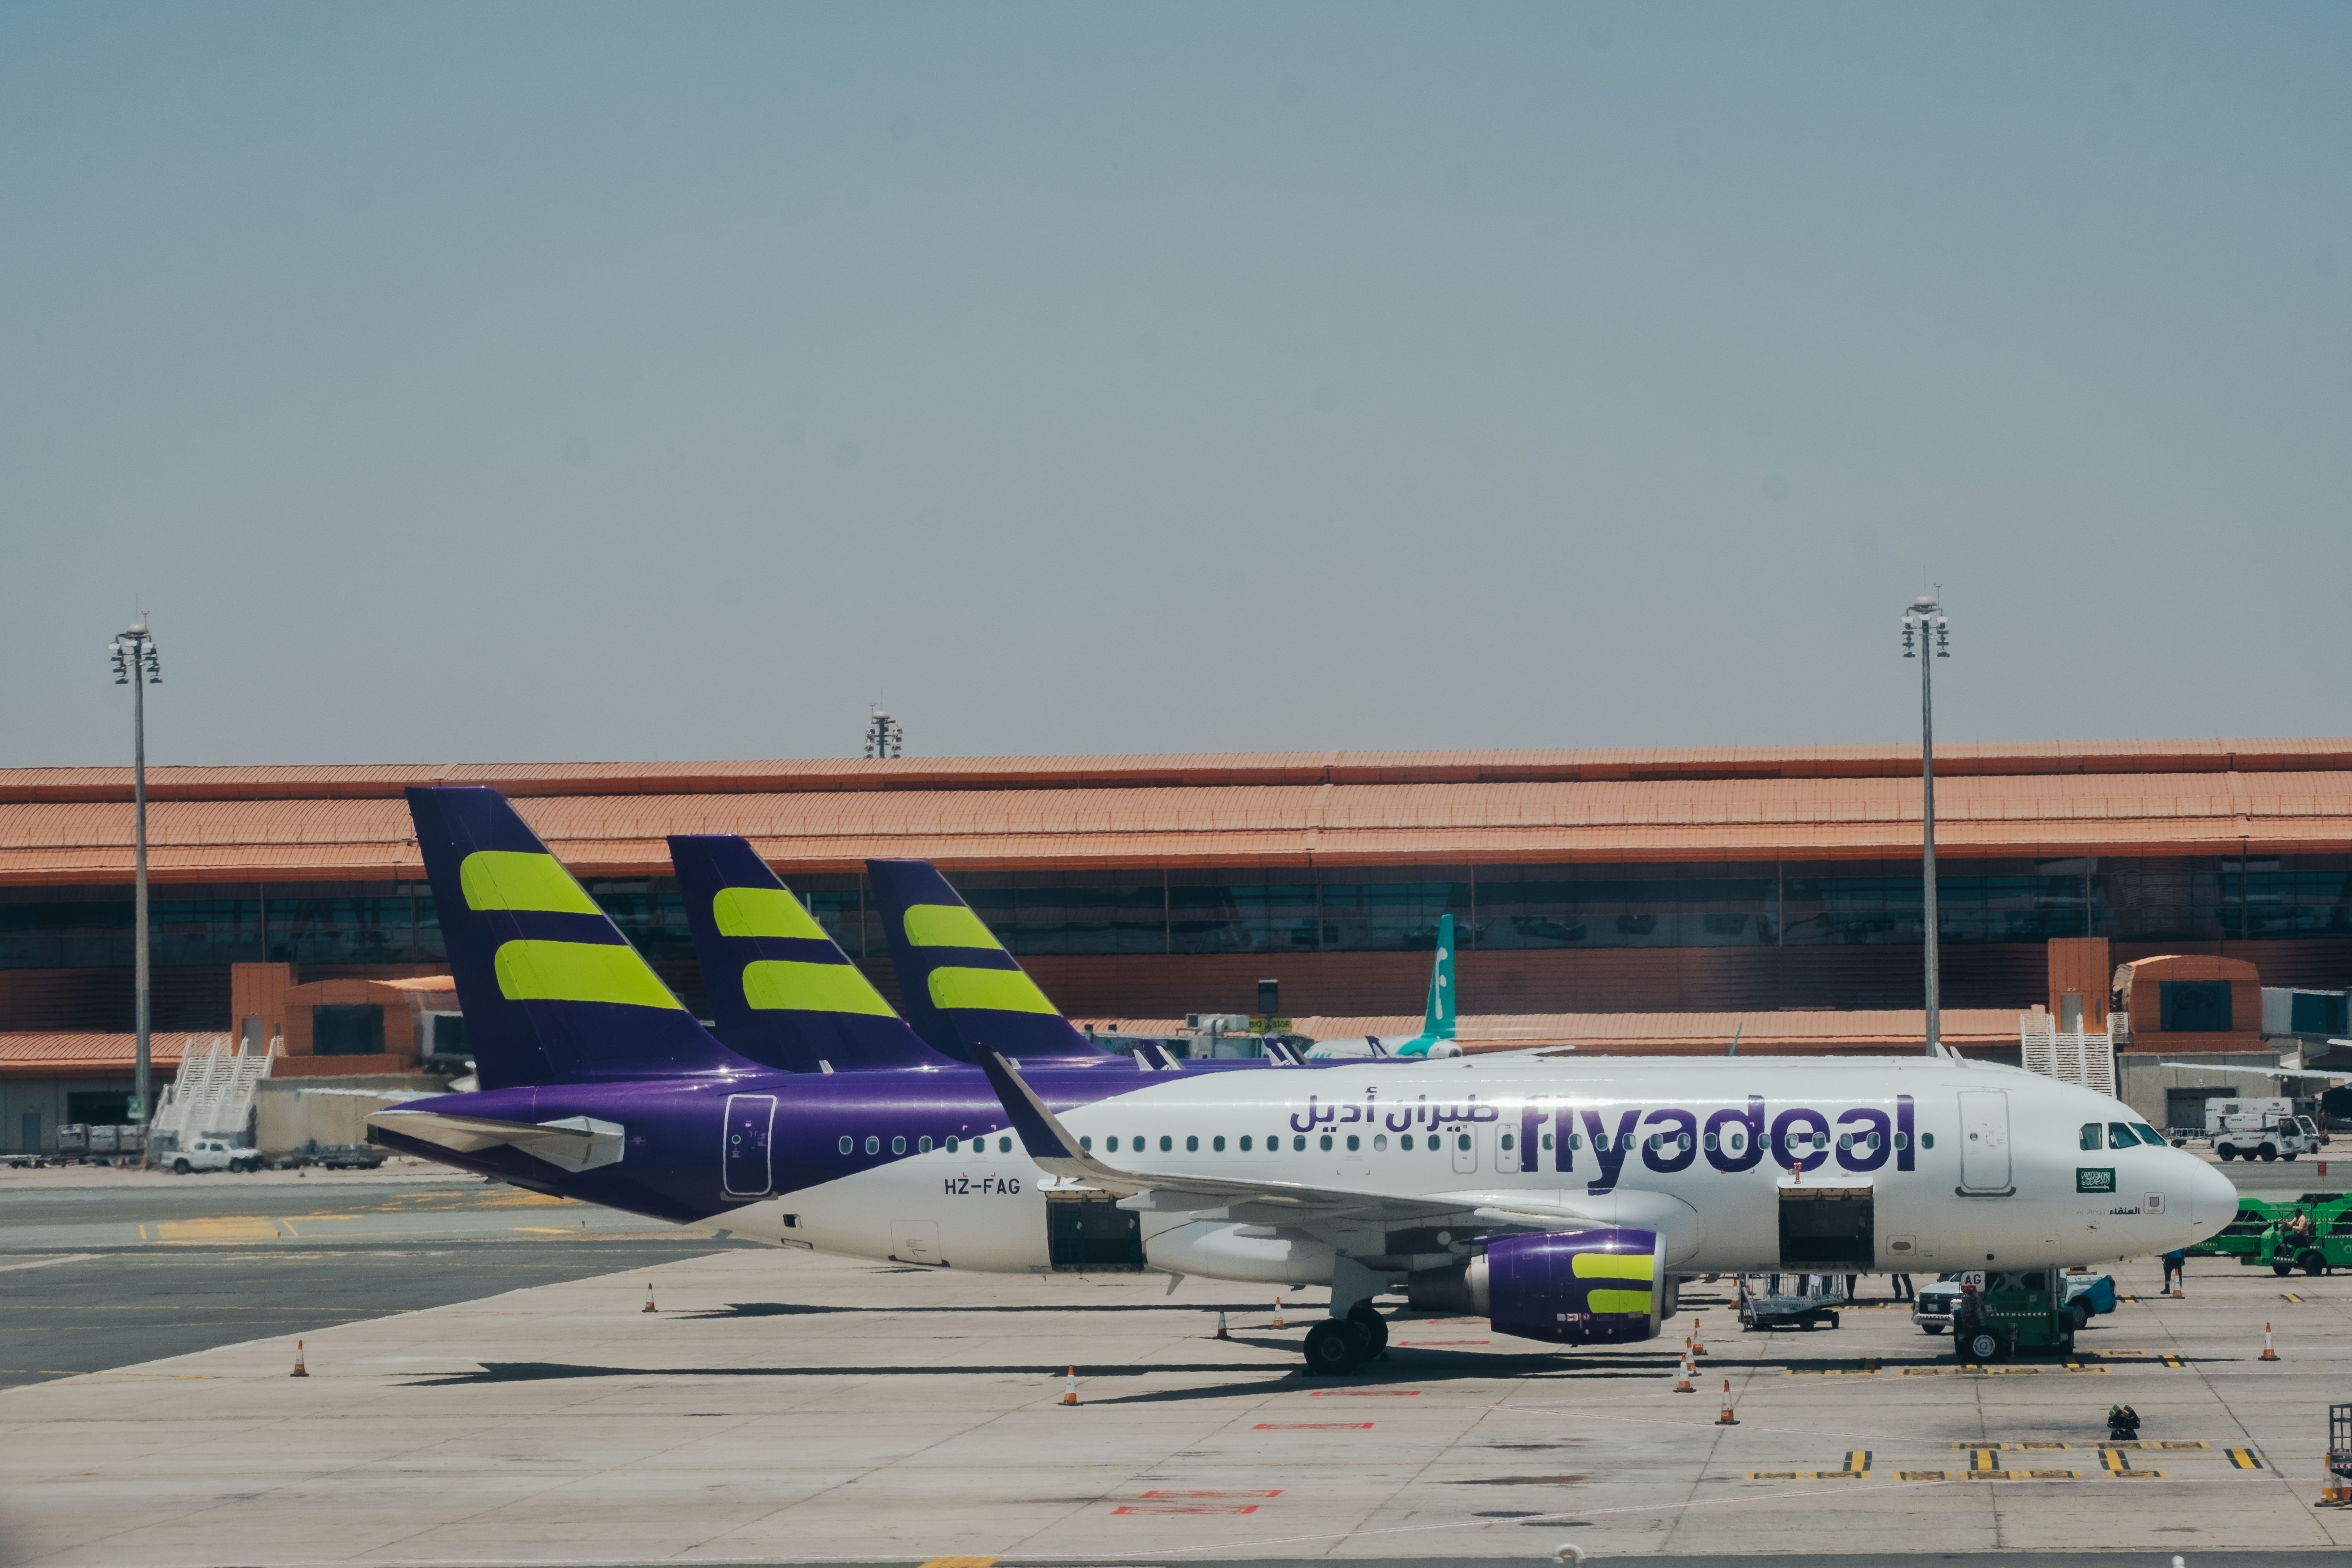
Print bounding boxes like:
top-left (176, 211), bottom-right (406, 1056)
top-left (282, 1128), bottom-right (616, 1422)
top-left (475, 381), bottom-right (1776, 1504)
top-left (1287, 1090), bottom-right (1503, 1135)
top-left (1290, 1091), bottom-right (1918, 1195)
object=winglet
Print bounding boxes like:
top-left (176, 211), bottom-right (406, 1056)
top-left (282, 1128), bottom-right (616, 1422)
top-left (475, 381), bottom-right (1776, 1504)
top-left (974, 1050), bottom-right (1116, 1183)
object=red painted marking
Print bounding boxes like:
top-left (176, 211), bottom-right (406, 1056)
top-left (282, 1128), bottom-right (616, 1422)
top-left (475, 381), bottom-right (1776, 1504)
top-left (1254, 1421), bottom-right (1373, 1429)
top-left (1114, 1504), bottom-right (1260, 1516)
top-left (1310, 1389), bottom-right (1421, 1396)
top-left (1138, 1489), bottom-right (1283, 1498)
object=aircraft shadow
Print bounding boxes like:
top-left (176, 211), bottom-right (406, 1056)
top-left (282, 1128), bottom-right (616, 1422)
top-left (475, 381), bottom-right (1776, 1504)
top-left (675, 1300), bottom-right (1274, 1320)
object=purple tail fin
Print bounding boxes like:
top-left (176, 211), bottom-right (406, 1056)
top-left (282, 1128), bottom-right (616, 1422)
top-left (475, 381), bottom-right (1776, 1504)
top-left (668, 835), bottom-right (954, 1073)
top-left (406, 787), bottom-right (749, 1089)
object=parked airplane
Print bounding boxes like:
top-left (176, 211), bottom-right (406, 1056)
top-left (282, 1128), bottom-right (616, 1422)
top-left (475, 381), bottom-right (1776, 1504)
top-left (369, 786), bottom-right (2238, 1375)
top-left (1306, 912), bottom-right (1462, 1059)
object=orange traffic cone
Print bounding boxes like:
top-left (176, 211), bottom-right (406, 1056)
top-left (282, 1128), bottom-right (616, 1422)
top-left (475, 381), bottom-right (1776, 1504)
top-left (1690, 1316), bottom-right (1706, 1355)
top-left (1716, 1379), bottom-right (1738, 1425)
top-left (642, 1283), bottom-right (658, 1314)
top-left (1673, 1353), bottom-right (1696, 1394)
top-left (1062, 1365), bottom-right (1079, 1406)
top-left (2261, 1323), bottom-right (2279, 1361)
top-left (1271, 1296), bottom-right (1285, 1329)
top-left (1214, 1310), bottom-right (1231, 1340)
top-left (291, 1340), bottom-right (309, 1378)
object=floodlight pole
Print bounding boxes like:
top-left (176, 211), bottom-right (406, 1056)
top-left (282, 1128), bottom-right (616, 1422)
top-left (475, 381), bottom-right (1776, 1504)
top-left (112, 623), bottom-right (160, 1162)
top-left (1902, 597), bottom-right (1950, 1057)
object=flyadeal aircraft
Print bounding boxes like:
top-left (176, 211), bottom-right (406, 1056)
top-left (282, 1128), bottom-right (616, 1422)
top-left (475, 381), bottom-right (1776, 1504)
top-left (370, 785), bottom-right (2236, 1375)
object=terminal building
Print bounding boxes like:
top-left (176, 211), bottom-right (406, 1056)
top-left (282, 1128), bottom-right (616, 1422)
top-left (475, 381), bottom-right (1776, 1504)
top-left (4, 738), bottom-right (2349, 1149)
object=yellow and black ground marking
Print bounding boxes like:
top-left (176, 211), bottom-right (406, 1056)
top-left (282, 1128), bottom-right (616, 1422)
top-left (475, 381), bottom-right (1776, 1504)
top-left (2161, 1354), bottom-right (2185, 1367)
top-left (1955, 1441), bottom-right (2074, 1451)
top-left (2097, 1448), bottom-right (2164, 1478)
top-left (2282, 1292), bottom-right (2305, 1303)
top-left (2227, 1448), bottom-right (2265, 1469)
top-left (1743, 1471), bottom-right (1869, 1480)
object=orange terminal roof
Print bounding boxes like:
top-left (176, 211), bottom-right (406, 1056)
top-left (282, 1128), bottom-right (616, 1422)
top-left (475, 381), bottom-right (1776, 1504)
top-left (1, 739), bottom-right (2347, 884)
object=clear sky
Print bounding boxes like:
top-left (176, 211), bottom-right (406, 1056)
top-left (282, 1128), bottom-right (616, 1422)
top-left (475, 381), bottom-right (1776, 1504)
top-left (4, 3), bottom-right (2346, 766)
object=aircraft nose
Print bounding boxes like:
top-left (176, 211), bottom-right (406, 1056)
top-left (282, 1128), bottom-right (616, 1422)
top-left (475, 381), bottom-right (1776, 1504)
top-left (2188, 1156), bottom-right (2239, 1234)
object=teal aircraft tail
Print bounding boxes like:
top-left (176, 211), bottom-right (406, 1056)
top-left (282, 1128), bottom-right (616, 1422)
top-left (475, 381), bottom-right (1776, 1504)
top-left (1390, 912), bottom-right (1460, 1058)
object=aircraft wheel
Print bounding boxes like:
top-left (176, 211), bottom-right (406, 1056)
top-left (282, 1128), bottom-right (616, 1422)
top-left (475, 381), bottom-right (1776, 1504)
top-left (1303, 1319), bottom-right (1364, 1376)
top-left (1346, 1302), bottom-right (1389, 1354)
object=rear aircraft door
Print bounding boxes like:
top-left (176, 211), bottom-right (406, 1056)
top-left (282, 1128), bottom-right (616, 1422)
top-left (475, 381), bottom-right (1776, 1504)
top-left (722, 1093), bottom-right (776, 1197)
top-left (1451, 1125), bottom-right (1478, 1174)
top-left (1958, 1089), bottom-right (2012, 1193)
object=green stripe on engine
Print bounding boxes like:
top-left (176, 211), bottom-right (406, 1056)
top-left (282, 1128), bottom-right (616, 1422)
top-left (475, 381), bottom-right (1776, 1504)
top-left (928, 966), bottom-right (1057, 1014)
top-left (493, 940), bottom-right (681, 1009)
top-left (1587, 1288), bottom-right (1654, 1315)
top-left (742, 959), bottom-right (895, 1016)
top-left (461, 851), bottom-right (602, 915)
top-left (712, 886), bottom-right (828, 941)
top-left (903, 903), bottom-right (1003, 949)
top-left (1571, 1252), bottom-right (1654, 1281)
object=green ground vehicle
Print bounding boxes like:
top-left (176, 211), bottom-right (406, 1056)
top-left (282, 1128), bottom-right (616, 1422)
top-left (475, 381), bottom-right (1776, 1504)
top-left (1947, 1269), bottom-right (2077, 1361)
top-left (2192, 1193), bottom-right (2352, 1275)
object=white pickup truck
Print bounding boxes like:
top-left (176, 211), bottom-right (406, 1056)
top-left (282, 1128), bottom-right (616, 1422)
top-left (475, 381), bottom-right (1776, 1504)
top-left (168, 1137), bottom-right (265, 1174)
top-left (2214, 1114), bottom-right (2323, 1163)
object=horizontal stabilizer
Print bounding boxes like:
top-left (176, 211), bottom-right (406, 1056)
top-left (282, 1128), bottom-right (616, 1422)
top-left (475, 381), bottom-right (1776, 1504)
top-left (367, 1109), bottom-right (626, 1173)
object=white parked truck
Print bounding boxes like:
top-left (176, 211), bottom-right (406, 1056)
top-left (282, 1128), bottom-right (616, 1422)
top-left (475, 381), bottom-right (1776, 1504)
top-left (2213, 1108), bottom-right (2323, 1163)
top-left (167, 1136), bottom-right (264, 1174)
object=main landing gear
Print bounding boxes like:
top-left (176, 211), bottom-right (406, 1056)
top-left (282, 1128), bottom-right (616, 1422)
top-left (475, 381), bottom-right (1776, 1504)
top-left (1303, 1302), bottom-right (1391, 1375)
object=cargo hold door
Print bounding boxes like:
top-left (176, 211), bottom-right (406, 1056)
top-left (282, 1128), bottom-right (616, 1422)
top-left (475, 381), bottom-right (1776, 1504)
top-left (1958, 1089), bottom-right (2013, 1194)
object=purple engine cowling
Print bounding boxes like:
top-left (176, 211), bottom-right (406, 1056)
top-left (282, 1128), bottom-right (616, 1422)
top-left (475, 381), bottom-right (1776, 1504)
top-left (1484, 1226), bottom-right (1667, 1345)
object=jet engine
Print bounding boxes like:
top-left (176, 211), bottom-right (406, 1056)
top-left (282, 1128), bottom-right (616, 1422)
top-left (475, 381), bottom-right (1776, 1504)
top-left (1407, 1225), bottom-right (1666, 1345)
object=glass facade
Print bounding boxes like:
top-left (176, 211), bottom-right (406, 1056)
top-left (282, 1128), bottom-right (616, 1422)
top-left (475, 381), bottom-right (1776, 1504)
top-left (0, 854), bottom-right (2345, 969)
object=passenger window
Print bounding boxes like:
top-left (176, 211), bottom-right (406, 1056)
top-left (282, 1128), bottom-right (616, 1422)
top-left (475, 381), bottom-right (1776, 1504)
top-left (2108, 1122), bottom-right (2136, 1148)
top-left (1185, 1135), bottom-right (1199, 1152)
top-left (1401, 1134), bottom-right (1415, 1151)
top-left (1704, 1132), bottom-right (1719, 1151)
top-left (864, 1136), bottom-right (880, 1155)
top-left (1571, 1133), bottom-right (1584, 1150)
top-left (998, 1137), bottom-right (1011, 1154)
top-left (1293, 1135), bottom-right (1306, 1151)
top-left (1374, 1134), bottom-right (1388, 1151)
top-left (1160, 1135), bottom-right (1173, 1153)
top-left (1921, 1132), bottom-right (1935, 1149)
top-left (1269, 1136), bottom-right (1282, 1153)
top-left (2080, 1123), bottom-right (2103, 1151)
top-left (1212, 1135), bottom-right (1226, 1152)
top-left (1501, 1132), bottom-right (1515, 1151)
top-left (838, 1136), bottom-right (853, 1155)
top-left (1106, 1136), bottom-right (1119, 1153)
top-left (1814, 1132), bottom-right (1828, 1149)
top-left (1320, 1134), bottom-right (1333, 1151)
top-left (1457, 1132), bottom-right (1471, 1151)
top-left (1541, 1132), bottom-right (1554, 1151)
top-left (1728, 1132), bottom-right (1743, 1152)
top-left (1346, 1134), bottom-right (1360, 1152)
top-left (1594, 1134), bottom-right (1610, 1152)
top-left (891, 1136), bottom-right (907, 1155)
top-left (1077, 1136), bottom-right (1090, 1152)
top-left (1238, 1135), bottom-right (1252, 1151)
top-left (946, 1136), bottom-right (960, 1153)
top-left (919, 1136), bottom-right (933, 1153)
top-left (1893, 1131), bottom-right (1908, 1150)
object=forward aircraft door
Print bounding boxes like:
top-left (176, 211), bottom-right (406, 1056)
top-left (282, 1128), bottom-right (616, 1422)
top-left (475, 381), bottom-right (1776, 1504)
top-left (1451, 1126), bottom-right (1478, 1174)
top-left (722, 1094), bottom-right (776, 1197)
top-left (1957, 1090), bottom-right (2012, 1193)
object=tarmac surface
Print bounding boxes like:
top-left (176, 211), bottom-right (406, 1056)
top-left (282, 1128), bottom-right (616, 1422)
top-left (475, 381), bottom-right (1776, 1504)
top-left (7, 1164), bottom-right (2352, 1566)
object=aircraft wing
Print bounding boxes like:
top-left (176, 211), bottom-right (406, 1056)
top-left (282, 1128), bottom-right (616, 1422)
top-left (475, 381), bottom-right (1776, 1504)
top-left (976, 1050), bottom-right (1627, 1232)
top-left (367, 1108), bottom-right (626, 1173)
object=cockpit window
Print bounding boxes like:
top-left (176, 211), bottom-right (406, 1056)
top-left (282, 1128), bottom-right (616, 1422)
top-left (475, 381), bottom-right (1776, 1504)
top-left (2080, 1123), bottom-right (2103, 1151)
top-left (2132, 1124), bottom-right (2164, 1145)
top-left (2108, 1121), bottom-right (2138, 1148)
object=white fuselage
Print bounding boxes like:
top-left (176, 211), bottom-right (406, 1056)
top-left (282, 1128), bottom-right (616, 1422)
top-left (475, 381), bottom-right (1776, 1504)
top-left (711, 1055), bottom-right (2238, 1287)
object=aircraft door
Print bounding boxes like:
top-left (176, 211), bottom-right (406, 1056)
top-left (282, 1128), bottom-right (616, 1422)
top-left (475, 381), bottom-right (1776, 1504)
top-left (1957, 1089), bottom-right (2012, 1193)
top-left (1497, 1117), bottom-right (1521, 1173)
top-left (723, 1093), bottom-right (776, 1197)
top-left (1451, 1125), bottom-right (1478, 1174)
top-left (890, 1219), bottom-right (941, 1265)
